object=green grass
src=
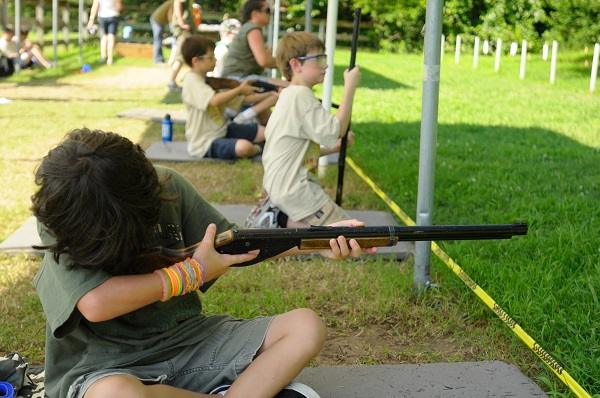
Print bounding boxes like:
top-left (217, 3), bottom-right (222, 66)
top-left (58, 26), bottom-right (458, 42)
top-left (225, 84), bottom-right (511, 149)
top-left (0, 43), bottom-right (599, 397)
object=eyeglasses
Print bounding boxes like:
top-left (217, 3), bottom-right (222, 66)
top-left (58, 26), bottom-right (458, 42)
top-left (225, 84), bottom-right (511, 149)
top-left (296, 53), bottom-right (327, 67)
top-left (260, 6), bottom-right (271, 14)
top-left (196, 54), bottom-right (216, 60)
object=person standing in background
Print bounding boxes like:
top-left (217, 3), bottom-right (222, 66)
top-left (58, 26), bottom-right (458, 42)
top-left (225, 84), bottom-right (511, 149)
top-left (167, 0), bottom-right (191, 91)
top-left (149, 0), bottom-right (174, 64)
top-left (87, 0), bottom-right (122, 65)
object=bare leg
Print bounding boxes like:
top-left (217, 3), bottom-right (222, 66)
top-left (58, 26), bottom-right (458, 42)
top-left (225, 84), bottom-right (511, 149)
top-left (169, 60), bottom-right (182, 86)
top-left (106, 33), bottom-right (115, 64)
top-left (253, 125), bottom-right (265, 144)
top-left (100, 34), bottom-right (108, 61)
top-left (84, 374), bottom-right (214, 398)
top-left (235, 139), bottom-right (261, 158)
top-left (222, 309), bottom-right (326, 398)
top-left (29, 45), bottom-right (51, 68)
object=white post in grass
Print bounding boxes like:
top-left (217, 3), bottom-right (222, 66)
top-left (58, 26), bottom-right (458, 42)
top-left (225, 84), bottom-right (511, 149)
top-left (519, 39), bottom-right (527, 79)
top-left (473, 36), bottom-right (479, 68)
top-left (35, 1), bottom-right (44, 46)
top-left (271, 0), bottom-right (281, 78)
top-left (440, 34), bottom-right (444, 61)
top-left (542, 42), bottom-right (549, 60)
top-left (550, 40), bottom-right (558, 84)
top-left (590, 43), bottom-right (599, 93)
top-left (494, 38), bottom-right (502, 72)
top-left (62, 6), bottom-right (70, 48)
top-left (482, 39), bottom-right (489, 55)
top-left (318, 0), bottom-right (339, 173)
top-left (455, 34), bottom-right (461, 64)
top-left (52, 0), bottom-right (58, 64)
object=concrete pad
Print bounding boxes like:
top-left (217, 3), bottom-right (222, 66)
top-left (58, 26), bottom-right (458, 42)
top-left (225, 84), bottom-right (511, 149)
top-left (118, 108), bottom-right (187, 124)
top-left (0, 216), bottom-right (41, 255)
top-left (296, 361), bottom-right (547, 398)
top-left (1, 207), bottom-right (411, 260)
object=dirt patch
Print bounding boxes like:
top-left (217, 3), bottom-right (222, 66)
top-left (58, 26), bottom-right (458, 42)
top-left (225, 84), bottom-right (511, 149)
top-left (88, 66), bottom-right (171, 89)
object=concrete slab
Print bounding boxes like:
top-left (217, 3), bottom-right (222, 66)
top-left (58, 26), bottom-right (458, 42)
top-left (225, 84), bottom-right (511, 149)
top-left (296, 361), bottom-right (547, 398)
top-left (1, 207), bottom-right (412, 260)
top-left (118, 108), bottom-right (187, 124)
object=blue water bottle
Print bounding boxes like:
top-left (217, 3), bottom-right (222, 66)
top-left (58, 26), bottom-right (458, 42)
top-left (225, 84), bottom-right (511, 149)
top-left (162, 114), bottom-right (173, 143)
top-left (0, 381), bottom-right (14, 398)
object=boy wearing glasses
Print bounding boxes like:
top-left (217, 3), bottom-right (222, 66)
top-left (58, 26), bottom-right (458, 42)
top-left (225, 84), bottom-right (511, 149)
top-left (180, 35), bottom-right (278, 160)
top-left (248, 32), bottom-right (360, 228)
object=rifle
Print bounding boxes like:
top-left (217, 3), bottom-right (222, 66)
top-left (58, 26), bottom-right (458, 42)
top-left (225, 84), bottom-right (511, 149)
top-left (205, 76), bottom-right (279, 93)
top-left (336, 8), bottom-right (361, 205)
top-left (210, 222), bottom-right (528, 267)
top-left (205, 77), bottom-right (340, 108)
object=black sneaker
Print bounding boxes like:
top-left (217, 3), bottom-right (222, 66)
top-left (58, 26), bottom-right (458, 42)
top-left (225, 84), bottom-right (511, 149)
top-left (209, 382), bottom-right (320, 397)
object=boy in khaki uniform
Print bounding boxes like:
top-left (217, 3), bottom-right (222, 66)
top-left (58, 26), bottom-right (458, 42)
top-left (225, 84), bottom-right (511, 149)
top-left (249, 32), bottom-right (359, 228)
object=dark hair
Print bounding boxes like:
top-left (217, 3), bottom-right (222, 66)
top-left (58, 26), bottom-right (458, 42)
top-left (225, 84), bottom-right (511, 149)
top-left (181, 35), bottom-right (215, 67)
top-left (2, 26), bottom-right (15, 35)
top-left (241, 0), bottom-right (266, 23)
top-left (31, 128), bottom-right (166, 275)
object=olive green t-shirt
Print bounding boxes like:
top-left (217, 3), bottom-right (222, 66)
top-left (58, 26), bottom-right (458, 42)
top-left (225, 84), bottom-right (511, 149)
top-left (221, 22), bottom-right (265, 78)
top-left (151, 0), bottom-right (174, 25)
top-left (33, 166), bottom-right (234, 398)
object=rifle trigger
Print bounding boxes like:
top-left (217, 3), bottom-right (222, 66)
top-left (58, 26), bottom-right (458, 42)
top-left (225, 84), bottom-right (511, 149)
top-left (389, 225), bottom-right (397, 245)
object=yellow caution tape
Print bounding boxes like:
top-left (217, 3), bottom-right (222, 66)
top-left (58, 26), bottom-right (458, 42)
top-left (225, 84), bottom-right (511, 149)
top-left (346, 156), bottom-right (592, 398)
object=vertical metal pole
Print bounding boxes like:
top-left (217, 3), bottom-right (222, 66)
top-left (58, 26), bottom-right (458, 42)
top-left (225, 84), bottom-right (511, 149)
top-left (304, 0), bottom-right (312, 32)
top-left (590, 43), bottom-right (598, 93)
top-left (271, 0), bottom-right (280, 78)
top-left (1, 0), bottom-right (7, 28)
top-left (322, 0), bottom-right (338, 110)
top-left (35, 1), bottom-right (44, 47)
top-left (14, 0), bottom-right (21, 59)
top-left (62, 5), bottom-right (69, 49)
top-left (266, 0), bottom-right (274, 53)
top-left (78, 0), bottom-right (84, 63)
top-left (414, 0), bottom-right (443, 291)
top-left (52, 0), bottom-right (58, 64)
top-left (440, 34), bottom-right (444, 61)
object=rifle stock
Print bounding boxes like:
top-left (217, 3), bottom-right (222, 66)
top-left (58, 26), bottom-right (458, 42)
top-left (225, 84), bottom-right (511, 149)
top-left (214, 223), bottom-right (528, 267)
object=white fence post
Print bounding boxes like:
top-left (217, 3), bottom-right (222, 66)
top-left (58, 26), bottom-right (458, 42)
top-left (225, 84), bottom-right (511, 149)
top-left (455, 34), bottom-right (461, 64)
top-left (440, 34), bottom-right (444, 60)
top-left (62, 6), bottom-right (70, 48)
top-left (494, 38), bottom-right (502, 72)
top-left (590, 43), bottom-right (599, 93)
top-left (550, 40), bottom-right (558, 84)
top-left (482, 39), bottom-right (489, 55)
top-left (542, 42), bottom-right (549, 60)
top-left (473, 36), bottom-right (479, 68)
top-left (519, 39), bottom-right (527, 79)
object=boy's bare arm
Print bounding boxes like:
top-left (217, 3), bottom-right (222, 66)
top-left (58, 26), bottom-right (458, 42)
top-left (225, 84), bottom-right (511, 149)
top-left (335, 67), bottom-right (361, 137)
top-left (209, 81), bottom-right (257, 107)
top-left (77, 273), bottom-right (164, 322)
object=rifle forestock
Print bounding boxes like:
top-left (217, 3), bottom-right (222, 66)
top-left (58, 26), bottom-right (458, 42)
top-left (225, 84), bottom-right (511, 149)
top-left (215, 223), bottom-right (528, 266)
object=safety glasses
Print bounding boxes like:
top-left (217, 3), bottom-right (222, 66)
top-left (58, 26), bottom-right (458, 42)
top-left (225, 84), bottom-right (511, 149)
top-left (296, 53), bottom-right (327, 67)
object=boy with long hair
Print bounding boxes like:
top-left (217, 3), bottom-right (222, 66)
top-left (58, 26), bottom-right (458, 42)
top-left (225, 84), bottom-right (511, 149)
top-left (32, 128), bottom-right (368, 398)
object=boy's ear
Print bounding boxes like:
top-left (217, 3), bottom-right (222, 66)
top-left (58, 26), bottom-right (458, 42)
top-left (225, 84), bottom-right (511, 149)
top-left (289, 58), bottom-right (302, 73)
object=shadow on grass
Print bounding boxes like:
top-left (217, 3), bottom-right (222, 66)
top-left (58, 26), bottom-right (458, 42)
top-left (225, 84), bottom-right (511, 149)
top-left (333, 64), bottom-right (413, 90)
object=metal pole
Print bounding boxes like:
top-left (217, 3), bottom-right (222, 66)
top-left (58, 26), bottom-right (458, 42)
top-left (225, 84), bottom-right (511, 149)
top-left (52, 0), bottom-right (58, 64)
top-left (79, 0), bottom-right (83, 63)
top-left (304, 0), bottom-right (312, 32)
top-left (519, 39), bottom-right (527, 79)
top-left (271, 0), bottom-right (280, 78)
top-left (321, 0), bottom-right (338, 110)
top-left (414, 0), bottom-right (443, 292)
top-left (550, 40), bottom-right (558, 84)
top-left (14, 0), bottom-right (21, 60)
top-left (1, 0), bottom-right (7, 28)
top-left (266, 0), bottom-right (273, 53)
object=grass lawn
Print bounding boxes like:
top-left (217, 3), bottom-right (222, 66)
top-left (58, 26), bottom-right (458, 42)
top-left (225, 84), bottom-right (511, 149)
top-left (0, 43), bottom-right (598, 397)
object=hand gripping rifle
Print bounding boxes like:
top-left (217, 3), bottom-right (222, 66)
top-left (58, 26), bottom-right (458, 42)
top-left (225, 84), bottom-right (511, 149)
top-left (336, 8), bottom-right (361, 205)
top-left (213, 223), bottom-right (528, 267)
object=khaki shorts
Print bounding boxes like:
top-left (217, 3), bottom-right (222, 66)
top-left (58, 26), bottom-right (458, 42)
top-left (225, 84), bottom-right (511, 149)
top-left (67, 315), bottom-right (273, 398)
top-left (300, 199), bottom-right (348, 226)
